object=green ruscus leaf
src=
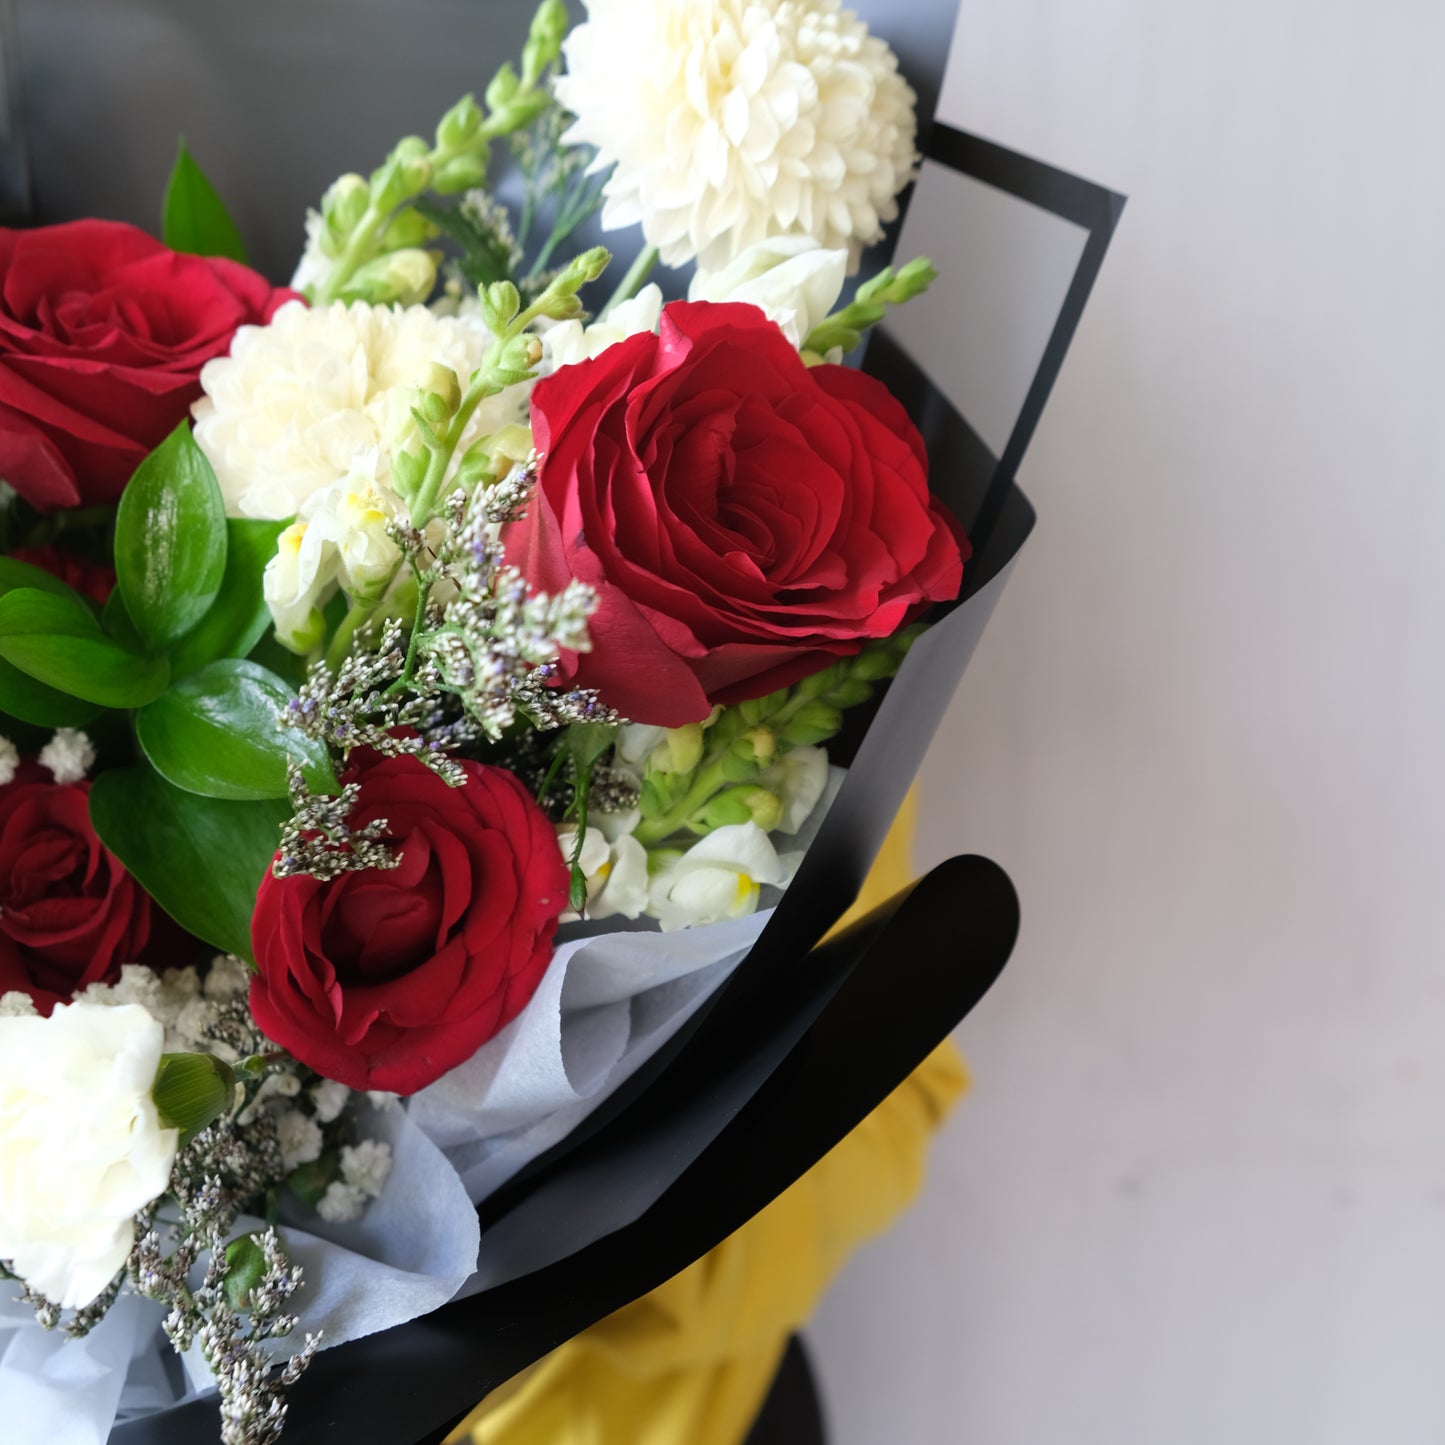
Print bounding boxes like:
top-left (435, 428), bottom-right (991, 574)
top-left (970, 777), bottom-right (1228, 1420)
top-left (115, 423), bottom-right (228, 653)
top-left (162, 140), bottom-right (249, 263)
top-left (136, 658), bottom-right (337, 801)
top-left (0, 587), bottom-right (169, 708)
top-left (167, 518), bottom-right (289, 678)
top-left (89, 764), bottom-right (287, 961)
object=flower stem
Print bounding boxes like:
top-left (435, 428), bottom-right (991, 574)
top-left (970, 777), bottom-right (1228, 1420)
top-left (600, 244), bottom-right (658, 319)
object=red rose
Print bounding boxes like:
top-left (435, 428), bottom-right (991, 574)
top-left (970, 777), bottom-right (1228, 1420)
top-left (0, 220), bottom-right (295, 512)
top-left (503, 300), bottom-right (967, 727)
top-left (8, 545), bottom-right (115, 604)
top-left (250, 753), bottom-right (570, 1095)
top-left (0, 760), bottom-right (151, 1013)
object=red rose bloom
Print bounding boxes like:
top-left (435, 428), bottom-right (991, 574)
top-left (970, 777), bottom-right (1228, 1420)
top-left (8, 545), bottom-right (115, 604)
top-left (250, 753), bottom-right (570, 1095)
top-left (0, 760), bottom-right (151, 1013)
top-left (502, 300), bottom-right (967, 727)
top-left (0, 220), bottom-right (295, 512)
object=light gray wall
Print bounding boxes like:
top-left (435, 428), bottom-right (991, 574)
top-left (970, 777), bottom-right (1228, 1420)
top-left (810, 3), bottom-right (1445, 1442)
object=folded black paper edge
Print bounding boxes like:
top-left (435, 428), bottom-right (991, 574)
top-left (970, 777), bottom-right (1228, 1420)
top-left (216, 856), bottom-right (1017, 1445)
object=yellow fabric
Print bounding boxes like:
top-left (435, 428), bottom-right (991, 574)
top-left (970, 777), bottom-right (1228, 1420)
top-left (452, 788), bottom-right (965, 1445)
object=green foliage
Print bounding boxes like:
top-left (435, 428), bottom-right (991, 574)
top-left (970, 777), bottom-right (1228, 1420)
top-left (115, 423), bottom-right (228, 652)
top-left (0, 587), bottom-right (169, 708)
top-left (135, 659), bottom-right (337, 802)
top-left (89, 764), bottom-right (288, 961)
top-left (168, 518), bottom-right (289, 677)
top-left (162, 140), bottom-right (248, 264)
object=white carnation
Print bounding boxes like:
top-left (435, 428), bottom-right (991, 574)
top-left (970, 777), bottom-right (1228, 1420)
top-left (0, 1002), bottom-right (179, 1309)
top-left (557, 0), bottom-right (918, 270)
top-left (191, 299), bottom-right (528, 521)
top-left (38, 727), bottom-right (94, 785)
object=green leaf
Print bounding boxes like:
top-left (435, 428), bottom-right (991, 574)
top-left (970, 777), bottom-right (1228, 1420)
top-left (168, 518), bottom-right (288, 677)
top-left (152, 1051), bottom-right (236, 1137)
top-left (89, 764), bottom-right (287, 960)
top-left (135, 659), bottom-right (337, 801)
top-left (115, 423), bottom-right (228, 652)
top-left (0, 662), bottom-right (103, 728)
top-left (162, 140), bottom-right (248, 263)
top-left (0, 588), bottom-right (169, 707)
top-left (0, 556), bottom-right (84, 604)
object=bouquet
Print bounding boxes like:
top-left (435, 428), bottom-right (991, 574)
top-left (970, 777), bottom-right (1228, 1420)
top-left (0, 2), bottom-right (1073, 1440)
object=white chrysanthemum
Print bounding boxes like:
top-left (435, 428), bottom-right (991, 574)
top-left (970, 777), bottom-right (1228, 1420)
top-left (557, 0), bottom-right (918, 270)
top-left (192, 299), bottom-right (528, 521)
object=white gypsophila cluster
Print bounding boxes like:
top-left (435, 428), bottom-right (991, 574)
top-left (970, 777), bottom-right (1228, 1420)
top-left (556, 0), bottom-right (918, 270)
top-left (192, 299), bottom-right (528, 521)
top-left (0, 990), bottom-right (38, 1017)
top-left (276, 1110), bottom-right (324, 1172)
top-left (0, 1002), bottom-right (179, 1309)
top-left (0, 734), bottom-right (18, 786)
top-left (38, 727), bottom-right (94, 785)
top-left (316, 1140), bottom-right (393, 1224)
top-left (689, 235), bottom-right (847, 349)
top-left (78, 962), bottom-right (233, 1058)
top-left (310, 1078), bottom-right (350, 1125)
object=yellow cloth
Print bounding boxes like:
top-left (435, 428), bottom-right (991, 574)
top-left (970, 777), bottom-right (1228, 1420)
top-left (452, 790), bottom-right (965, 1445)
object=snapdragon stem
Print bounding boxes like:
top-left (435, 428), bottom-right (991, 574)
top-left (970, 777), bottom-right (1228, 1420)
top-left (600, 244), bottom-right (658, 320)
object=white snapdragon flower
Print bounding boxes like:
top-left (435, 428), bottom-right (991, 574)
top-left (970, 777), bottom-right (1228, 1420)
top-left (689, 236), bottom-right (847, 348)
top-left (558, 824), bottom-right (651, 922)
top-left (540, 284), bottom-right (664, 373)
top-left (755, 744), bottom-right (829, 834)
top-left (557, 0), bottom-right (918, 270)
top-left (262, 450), bottom-right (406, 650)
top-left (0, 1002), bottom-right (179, 1309)
top-left (646, 822), bottom-right (798, 931)
top-left (192, 299), bottom-right (527, 521)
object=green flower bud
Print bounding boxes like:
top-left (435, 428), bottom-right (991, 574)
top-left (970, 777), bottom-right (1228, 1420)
top-left (424, 362), bottom-right (462, 414)
top-left (417, 389), bottom-right (451, 429)
top-left (485, 62), bottom-right (521, 114)
top-left (152, 1051), bottom-right (236, 1138)
top-left (699, 789), bottom-right (756, 828)
top-left (779, 701), bottom-right (843, 747)
top-left (650, 722), bottom-right (704, 775)
top-left (828, 676), bottom-right (874, 709)
top-left (392, 447), bottom-right (427, 500)
top-left (223, 1234), bottom-right (270, 1313)
top-left (344, 247), bottom-right (437, 305)
top-left (480, 279), bottom-right (521, 334)
top-left (276, 606), bottom-right (328, 655)
top-left (742, 786), bottom-right (784, 832)
top-left (492, 333), bottom-right (539, 385)
top-left (738, 726), bottom-right (777, 763)
top-left (850, 644), bottom-right (903, 682)
top-left (523, 0), bottom-right (569, 84)
top-left (491, 90), bottom-right (551, 134)
top-left (380, 206), bottom-right (439, 250)
top-left (371, 143), bottom-right (432, 213)
top-left (432, 153), bottom-right (490, 196)
top-left (892, 256), bottom-right (939, 300)
top-left (436, 94), bottom-right (484, 153)
top-left (321, 173), bottom-right (371, 238)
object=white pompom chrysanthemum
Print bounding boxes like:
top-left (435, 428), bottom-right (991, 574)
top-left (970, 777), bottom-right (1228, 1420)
top-left (556, 0), bottom-right (918, 271)
top-left (191, 299), bottom-right (528, 521)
